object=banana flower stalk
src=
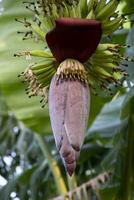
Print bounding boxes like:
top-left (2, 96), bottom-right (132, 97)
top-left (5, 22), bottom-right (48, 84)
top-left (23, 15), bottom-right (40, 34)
top-left (16, 0), bottom-right (132, 176)
top-left (47, 18), bottom-right (102, 175)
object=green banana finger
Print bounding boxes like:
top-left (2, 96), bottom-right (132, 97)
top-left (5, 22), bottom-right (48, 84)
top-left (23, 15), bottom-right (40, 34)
top-left (92, 50), bottom-right (117, 58)
top-left (74, 3), bottom-right (82, 18)
top-left (31, 23), bottom-right (45, 41)
top-left (102, 16), bottom-right (123, 30)
top-left (36, 68), bottom-right (54, 81)
top-left (88, 67), bottom-right (110, 82)
top-left (68, 6), bottom-right (77, 17)
top-left (51, 3), bottom-right (59, 19)
top-left (37, 71), bottom-right (55, 86)
top-left (36, 69), bottom-right (54, 80)
top-left (28, 50), bottom-right (53, 58)
top-left (95, 0), bottom-right (106, 14)
top-left (95, 43), bottom-right (123, 52)
top-left (91, 60), bottom-right (115, 69)
top-left (94, 66), bottom-right (112, 77)
top-left (33, 66), bottom-right (55, 76)
top-left (39, 16), bottom-right (54, 32)
top-left (91, 57), bottom-right (114, 65)
top-left (95, 44), bottom-right (112, 52)
top-left (87, 67), bottom-right (107, 82)
top-left (87, 0), bottom-right (95, 13)
top-left (34, 65), bottom-right (55, 76)
top-left (31, 60), bottom-right (55, 71)
top-left (110, 11), bottom-right (119, 18)
top-left (113, 72), bottom-right (122, 80)
top-left (96, 0), bottom-right (120, 20)
top-left (78, 0), bottom-right (88, 18)
top-left (86, 9), bottom-right (95, 19)
top-left (103, 19), bottom-right (123, 35)
top-left (91, 54), bottom-right (113, 61)
top-left (14, 50), bottom-right (52, 60)
top-left (62, 2), bottom-right (70, 17)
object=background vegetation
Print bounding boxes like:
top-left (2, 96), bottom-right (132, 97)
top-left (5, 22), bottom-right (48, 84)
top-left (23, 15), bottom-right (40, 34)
top-left (0, 0), bottom-right (134, 199)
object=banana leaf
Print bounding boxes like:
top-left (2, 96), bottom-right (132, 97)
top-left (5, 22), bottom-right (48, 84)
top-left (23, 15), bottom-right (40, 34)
top-left (0, 0), bottom-right (51, 134)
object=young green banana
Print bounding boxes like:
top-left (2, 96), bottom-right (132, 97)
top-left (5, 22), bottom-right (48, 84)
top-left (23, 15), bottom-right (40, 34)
top-left (95, 43), bottom-right (118, 52)
top-left (87, 0), bottom-right (95, 13)
top-left (33, 64), bottom-right (55, 75)
top-left (68, 5), bottom-right (78, 17)
top-left (90, 60), bottom-right (115, 69)
top-left (93, 65), bottom-right (112, 77)
top-left (39, 16), bottom-right (54, 32)
top-left (29, 50), bottom-right (53, 58)
top-left (91, 57), bottom-right (114, 65)
top-left (62, 2), bottom-right (70, 17)
top-left (74, 2), bottom-right (82, 18)
top-left (86, 9), bottom-right (95, 19)
top-left (78, 0), bottom-right (88, 18)
top-left (96, 0), bottom-right (120, 20)
top-left (95, 0), bottom-right (106, 14)
top-left (102, 15), bottom-right (123, 30)
top-left (51, 3), bottom-right (59, 19)
top-left (31, 59), bottom-right (55, 71)
top-left (103, 18), bottom-right (124, 35)
top-left (35, 67), bottom-right (55, 80)
top-left (31, 23), bottom-right (45, 41)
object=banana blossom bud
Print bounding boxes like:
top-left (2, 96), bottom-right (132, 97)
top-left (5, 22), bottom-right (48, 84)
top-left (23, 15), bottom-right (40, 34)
top-left (46, 18), bottom-right (102, 175)
top-left (49, 59), bottom-right (90, 176)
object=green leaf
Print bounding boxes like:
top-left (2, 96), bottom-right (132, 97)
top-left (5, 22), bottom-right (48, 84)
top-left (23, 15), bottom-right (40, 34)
top-left (125, 25), bottom-right (134, 83)
top-left (121, 87), bottom-right (134, 119)
top-left (17, 165), bottom-right (37, 185)
top-left (97, 184), bottom-right (119, 200)
top-left (0, 0), bottom-right (51, 134)
top-left (87, 95), bottom-right (125, 139)
top-left (0, 180), bottom-right (16, 200)
top-left (88, 94), bottom-right (112, 126)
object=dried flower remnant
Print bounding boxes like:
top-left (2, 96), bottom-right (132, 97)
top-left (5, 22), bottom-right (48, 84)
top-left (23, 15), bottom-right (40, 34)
top-left (16, 0), bottom-right (133, 175)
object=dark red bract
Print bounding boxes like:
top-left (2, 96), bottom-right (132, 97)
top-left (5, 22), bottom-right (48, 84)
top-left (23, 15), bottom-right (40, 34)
top-left (46, 17), bottom-right (102, 63)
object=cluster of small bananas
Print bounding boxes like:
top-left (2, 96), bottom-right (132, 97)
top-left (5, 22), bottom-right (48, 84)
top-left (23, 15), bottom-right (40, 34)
top-left (16, 50), bottom-right (56, 107)
top-left (85, 43), bottom-right (131, 95)
top-left (16, 0), bottom-right (133, 103)
top-left (37, 0), bottom-right (78, 15)
top-left (18, 0), bottom-right (125, 39)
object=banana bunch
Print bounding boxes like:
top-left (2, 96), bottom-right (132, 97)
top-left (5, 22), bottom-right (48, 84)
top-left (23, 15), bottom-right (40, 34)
top-left (60, 0), bottom-right (124, 36)
top-left (20, 0), bottom-right (124, 40)
top-left (63, 0), bottom-right (124, 36)
top-left (17, 53), bottom-right (56, 107)
top-left (15, 49), bottom-right (53, 59)
top-left (84, 43), bottom-right (130, 94)
top-left (83, 0), bottom-right (124, 35)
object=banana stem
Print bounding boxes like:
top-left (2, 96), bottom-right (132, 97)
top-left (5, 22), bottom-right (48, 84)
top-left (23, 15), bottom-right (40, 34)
top-left (122, 103), bottom-right (134, 200)
top-left (35, 134), bottom-right (67, 195)
top-left (67, 173), bottom-right (77, 191)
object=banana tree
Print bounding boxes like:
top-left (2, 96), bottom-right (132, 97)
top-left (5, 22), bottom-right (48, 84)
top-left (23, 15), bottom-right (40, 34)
top-left (0, 0), bottom-right (134, 199)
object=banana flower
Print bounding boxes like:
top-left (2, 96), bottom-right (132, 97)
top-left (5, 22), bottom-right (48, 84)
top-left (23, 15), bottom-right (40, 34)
top-left (16, 0), bottom-right (132, 175)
